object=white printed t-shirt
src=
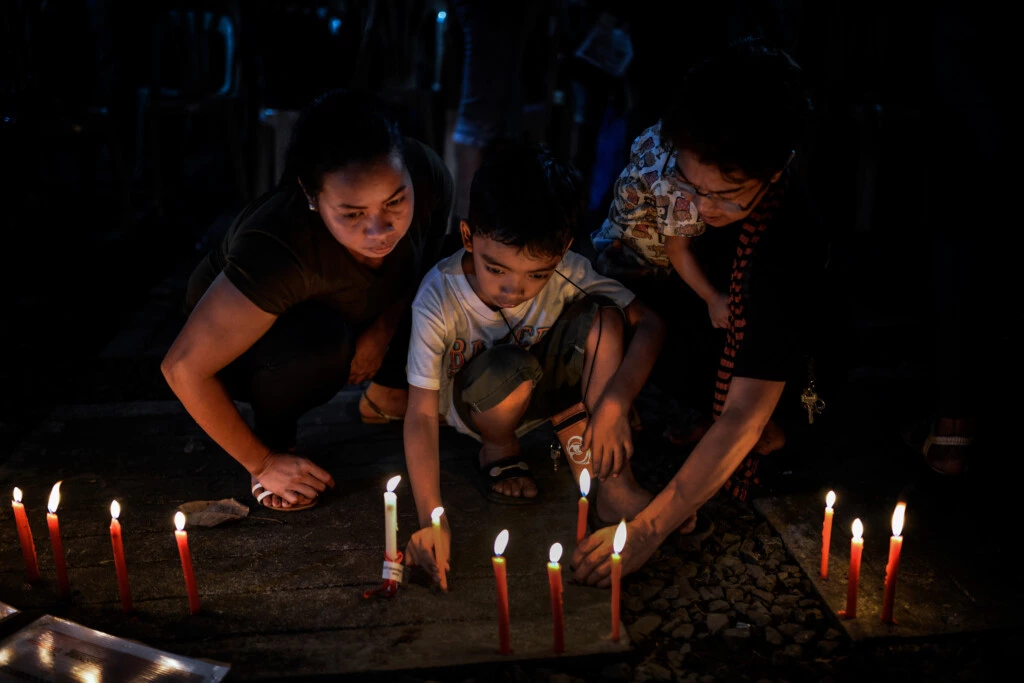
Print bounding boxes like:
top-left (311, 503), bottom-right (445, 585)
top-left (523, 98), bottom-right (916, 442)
top-left (407, 248), bottom-right (635, 438)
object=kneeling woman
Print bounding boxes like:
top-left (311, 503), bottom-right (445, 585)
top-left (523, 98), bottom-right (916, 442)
top-left (161, 90), bottom-right (454, 511)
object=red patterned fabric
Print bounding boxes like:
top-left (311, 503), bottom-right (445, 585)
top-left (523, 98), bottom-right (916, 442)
top-left (713, 182), bottom-right (785, 501)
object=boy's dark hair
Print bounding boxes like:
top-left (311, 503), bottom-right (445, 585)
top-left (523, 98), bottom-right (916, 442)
top-left (279, 88), bottom-right (405, 195)
top-left (466, 139), bottom-right (584, 259)
top-left (662, 38), bottom-right (813, 182)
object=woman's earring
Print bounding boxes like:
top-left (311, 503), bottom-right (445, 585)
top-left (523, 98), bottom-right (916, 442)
top-left (308, 202), bottom-right (316, 211)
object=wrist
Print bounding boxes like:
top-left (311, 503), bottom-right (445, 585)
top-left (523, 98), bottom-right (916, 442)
top-left (598, 388), bottom-right (631, 415)
top-left (418, 502), bottom-right (443, 528)
top-left (247, 448), bottom-right (275, 478)
top-left (632, 512), bottom-right (663, 545)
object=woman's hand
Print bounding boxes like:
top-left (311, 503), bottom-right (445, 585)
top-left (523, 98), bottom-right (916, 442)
top-left (348, 326), bottom-right (389, 384)
top-left (583, 395), bottom-right (633, 482)
top-left (253, 451), bottom-right (335, 505)
top-left (572, 518), bottom-right (660, 588)
top-left (708, 291), bottom-right (732, 329)
top-left (405, 519), bottom-right (451, 590)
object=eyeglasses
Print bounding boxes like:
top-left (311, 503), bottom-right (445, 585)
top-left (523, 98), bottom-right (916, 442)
top-left (662, 146), bottom-right (795, 213)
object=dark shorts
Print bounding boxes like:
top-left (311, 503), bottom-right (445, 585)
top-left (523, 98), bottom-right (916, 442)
top-left (452, 295), bottom-right (621, 439)
top-left (219, 301), bottom-right (410, 450)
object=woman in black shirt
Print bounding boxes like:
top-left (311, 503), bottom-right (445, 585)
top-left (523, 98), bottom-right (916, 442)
top-left (162, 90), bottom-right (454, 511)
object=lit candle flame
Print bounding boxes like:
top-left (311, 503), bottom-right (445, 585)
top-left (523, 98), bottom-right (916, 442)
top-left (613, 519), bottom-right (627, 554)
top-left (47, 481), bottom-right (62, 514)
top-left (549, 542), bottom-right (562, 564)
top-left (13, 487), bottom-right (22, 503)
top-left (852, 518), bottom-right (863, 540)
top-left (386, 475), bottom-right (401, 493)
top-left (891, 502), bottom-right (906, 537)
top-left (430, 506), bottom-right (444, 524)
top-left (494, 529), bottom-right (509, 556)
top-left (825, 490), bottom-right (836, 508)
top-left (174, 511), bottom-right (186, 531)
top-left (110, 500), bottom-right (120, 520)
top-left (579, 469), bottom-right (591, 497)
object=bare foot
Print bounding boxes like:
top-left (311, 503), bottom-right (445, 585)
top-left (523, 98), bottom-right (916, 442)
top-left (753, 418), bottom-right (786, 454)
top-left (594, 470), bottom-right (652, 523)
top-left (360, 383), bottom-right (408, 421)
top-left (677, 514), bottom-right (697, 534)
top-left (479, 441), bottom-right (537, 499)
top-left (250, 475), bottom-right (315, 511)
top-left (925, 417), bottom-right (973, 475)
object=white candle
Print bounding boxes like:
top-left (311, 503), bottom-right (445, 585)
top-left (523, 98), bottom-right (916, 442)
top-left (384, 475), bottom-right (401, 560)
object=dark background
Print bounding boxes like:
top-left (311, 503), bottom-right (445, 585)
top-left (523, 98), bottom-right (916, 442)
top-left (0, 0), bottom-right (1010, 477)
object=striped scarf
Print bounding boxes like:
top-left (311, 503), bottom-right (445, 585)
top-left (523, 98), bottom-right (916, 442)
top-left (713, 181), bottom-right (785, 501)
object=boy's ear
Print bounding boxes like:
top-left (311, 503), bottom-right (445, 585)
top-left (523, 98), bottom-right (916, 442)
top-left (460, 220), bottom-right (474, 252)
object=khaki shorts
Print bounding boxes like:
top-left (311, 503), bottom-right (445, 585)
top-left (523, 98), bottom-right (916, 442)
top-left (452, 295), bottom-right (622, 438)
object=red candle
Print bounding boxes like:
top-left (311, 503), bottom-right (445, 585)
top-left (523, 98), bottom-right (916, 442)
top-left (11, 487), bottom-right (40, 582)
top-left (110, 500), bottom-right (133, 613)
top-left (547, 543), bottom-right (564, 653)
top-left (841, 518), bottom-right (864, 618)
top-left (610, 520), bottom-right (626, 641)
top-left (492, 529), bottom-right (511, 654)
top-left (174, 512), bottom-right (201, 615)
top-left (46, 481), bottom-right (70, 599)
top-left (577, 470), bottom-right (590, 544)
top-left (821, 490), bottom-right (835, 578)
top-left (881, 502), bottom-right (905, 624)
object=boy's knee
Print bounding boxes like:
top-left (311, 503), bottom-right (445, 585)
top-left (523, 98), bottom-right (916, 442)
top-left (458, 344), bottom-right (542, 414)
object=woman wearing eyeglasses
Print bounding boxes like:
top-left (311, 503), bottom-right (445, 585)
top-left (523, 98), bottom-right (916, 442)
top-left (577, 38), bottom-right (837, 585)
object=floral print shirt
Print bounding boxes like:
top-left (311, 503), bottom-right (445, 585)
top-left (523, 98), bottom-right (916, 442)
top-left (591, 121), bottom-right (706, 269)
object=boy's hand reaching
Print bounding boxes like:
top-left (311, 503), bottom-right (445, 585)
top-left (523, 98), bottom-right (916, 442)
top-left (583, 395), bottom-right (633, 481)
top-left (405, 521), bottom-right (451, 590)
top-left (708, 291), bottom-right (732, 329)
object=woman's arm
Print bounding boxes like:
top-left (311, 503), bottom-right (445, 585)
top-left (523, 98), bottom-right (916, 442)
top-left (573, 376), bottom-right (784, 586)
top-left (161, 272), bottom-right (334, 501)
top-left (666, 235), bottom-right (730, 329)
top-left (640, 377), bottom-right (784, 538)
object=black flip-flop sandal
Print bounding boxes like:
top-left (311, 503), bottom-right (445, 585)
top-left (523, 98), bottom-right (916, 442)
top-left (359, 390), bottom-right (404, 424)
top-left (476, 455), bottom-right (540, 505)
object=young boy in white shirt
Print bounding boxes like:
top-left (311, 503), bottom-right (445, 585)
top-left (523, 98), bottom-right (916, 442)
top-left (402, 141), bottom-right (665, 588)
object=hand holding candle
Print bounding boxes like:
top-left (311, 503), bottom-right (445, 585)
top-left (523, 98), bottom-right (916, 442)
top-left (841, 518), bottom-right (864, 618)
top-left (46, 481), bottom-right (70, 599)
top-left (174, 511), bottom-right (201, 615)
top-left (110, 501), bottom-right (133, 613)
top-left (547, 542), bottom-right (564, 654)
top-left (431, 506), bottom-right (448, 591)
top-left (821, 490), bottom-right (835, 578)
top-left (492, 529), bottom-right (511, 654)
top-left (882, 502), bottom-right (906, 624)
top-left (384, 476), bottom-right (401, 561)
top-left (610, 520), bottom-right (626, 641)
top-left (577, 469), bottom-right (590, 544)
top-left (11, 487), bottom-right (40, 582)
